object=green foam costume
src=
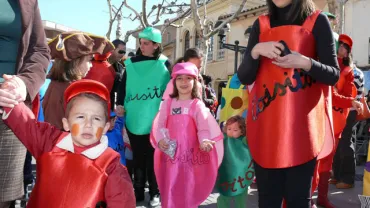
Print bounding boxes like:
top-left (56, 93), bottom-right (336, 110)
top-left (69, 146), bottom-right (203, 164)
top-left (124, 55), bottom-right (170, 135)
top-left (216, 134), bottom-right (254, 207)
top-left (124, 27), bottom-right (170, 135)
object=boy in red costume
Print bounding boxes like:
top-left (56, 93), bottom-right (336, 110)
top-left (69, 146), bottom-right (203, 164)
top-left (0, 79), bottom-right (135, 208)
top-left (313, 34), bottom-right (363, 208)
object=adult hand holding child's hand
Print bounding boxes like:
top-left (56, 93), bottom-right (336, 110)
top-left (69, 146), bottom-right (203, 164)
top-left (0, 74), bottom-right (26, 113)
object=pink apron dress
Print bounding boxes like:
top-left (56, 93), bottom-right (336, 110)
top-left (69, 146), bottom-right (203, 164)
top-left (151, 98), bottom-right (223, 208)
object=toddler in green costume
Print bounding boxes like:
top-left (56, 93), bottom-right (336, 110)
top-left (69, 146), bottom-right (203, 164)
top-left (216, 115), bottom-right (254, 208)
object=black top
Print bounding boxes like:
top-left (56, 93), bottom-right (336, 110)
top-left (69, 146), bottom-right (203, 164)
top-left (110, 61), bottom-right (125, 110)
top-left (237, 5), bottom-right (340, 86)
top-left (117, 55), bottom-right (171, 106)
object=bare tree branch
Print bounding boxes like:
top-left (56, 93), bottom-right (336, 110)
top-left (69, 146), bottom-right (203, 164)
top-left (123, 0), bottom-right (146, 28)
top-left (147, 5), bottom-right (157, 18)
top-left (205, 0), bottom-right (247, 39)
top-left (106, 0), bottom-right (114, 39)
top-left (203, 0), bottom-right (207, 26)
top-left (112, 2), bottom-right (125, 23)
top-left (191, 0), bottom-right (204, 38)
top-left (122, 13), bottom-right (137, 21)
top-left (161, 8), bottom-right (192, 31)
top-left (123, 26), bottom-right (144, 43)
top-left (152, 0), bottom-right (165, 25)
top-left (142, 0), bottom-right (150, 26)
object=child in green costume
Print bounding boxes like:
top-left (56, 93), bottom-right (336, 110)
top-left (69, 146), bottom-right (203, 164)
top-left (217, 115), bottom-right (254, 208)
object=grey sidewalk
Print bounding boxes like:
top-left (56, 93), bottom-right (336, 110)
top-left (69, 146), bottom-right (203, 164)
top-left (137, 166), bottom-right (365, 208)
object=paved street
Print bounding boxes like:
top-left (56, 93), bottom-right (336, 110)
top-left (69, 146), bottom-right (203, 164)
top-left (16, 161), bottom-right (365, 207)
top-left (137, 166), bottom-right (366, 208)
top-left (136, 182), bottom-right (363, 208)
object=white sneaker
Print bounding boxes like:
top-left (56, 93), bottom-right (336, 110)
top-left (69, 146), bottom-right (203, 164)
top-left (149, 194), bottom-right (160, 207)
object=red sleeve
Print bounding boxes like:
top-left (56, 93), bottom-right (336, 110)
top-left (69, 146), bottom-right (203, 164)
top-left (2, 103), bottom-right (64, 159)
top-left (105, 158), bottom-right (136, 208)
top-left (332, 72), bottom-right (356, 109)
top-left (341, 71), bottom-right (357, 98)
top-left (332, 87), bottom-right (354, 109)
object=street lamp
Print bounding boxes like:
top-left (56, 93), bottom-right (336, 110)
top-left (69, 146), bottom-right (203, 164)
top-left (218, 24), bottom-right (247, 74)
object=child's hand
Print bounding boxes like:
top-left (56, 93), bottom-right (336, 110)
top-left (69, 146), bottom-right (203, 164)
top-left (200, 139), bottom-right (215, 152)
top-left (115, 105), bottom-right (125, 117)
top-left (158, 139), bottom-right (169, 151)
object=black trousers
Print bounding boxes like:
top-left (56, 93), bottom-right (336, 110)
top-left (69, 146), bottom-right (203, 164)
top-left (333, 110), bottom-right (357, 184)
top-left (254, 158), bottom-right (317, 208)
top-left (126, 159), bottom-right (134, 182)
top-left (126, 128), bottom-right (159, 197)
top-left (23, 151), bottom-right (34, 193)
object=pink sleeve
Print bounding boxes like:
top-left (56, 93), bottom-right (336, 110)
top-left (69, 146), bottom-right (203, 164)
top-left (194, 101), bottom-right (210, 143)
top-left (155, 99), bottom-right (169, 142)
top-left (2, 103), bottom-right (64, 159)
top-left (162, 80), bottom-right (173, 100)
top-left (105, 158), bottom-right (136, 208)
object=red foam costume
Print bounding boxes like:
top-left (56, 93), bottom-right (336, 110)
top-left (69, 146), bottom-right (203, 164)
top-left (247, 11), bottom-right (334, 169)
top-left (2, 80), bottom-right (135, 208)
top-left (312, 34), bottom-right (356, 208)
top-left (84, 53), bottom-right (116, 92)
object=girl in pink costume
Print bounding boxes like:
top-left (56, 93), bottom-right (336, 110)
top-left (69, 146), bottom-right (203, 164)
top-left (151, 62), bottom-right (223, 208)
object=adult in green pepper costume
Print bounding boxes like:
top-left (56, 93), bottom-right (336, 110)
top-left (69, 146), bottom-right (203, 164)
top-left (117, 27), bottom-right (170, 207)
top-left (323, 11), bottom-right (339, 51)
top-left (216, 115), bottom-right (254, 208)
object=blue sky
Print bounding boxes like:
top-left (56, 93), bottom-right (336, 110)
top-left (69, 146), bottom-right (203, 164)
top-left (38, 0), bottom-right (183, 49)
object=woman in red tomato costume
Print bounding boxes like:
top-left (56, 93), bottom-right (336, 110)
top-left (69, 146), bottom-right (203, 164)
top-left (313, 34), bottom-right (363, 208)
top-left (237, 0), bottom-right (340, 207)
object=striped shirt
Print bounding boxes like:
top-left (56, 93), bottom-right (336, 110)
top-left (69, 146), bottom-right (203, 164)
top-left (351, 65), bottom-right (364, 110)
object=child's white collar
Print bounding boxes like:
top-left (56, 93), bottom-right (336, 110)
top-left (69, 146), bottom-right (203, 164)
top-left (56, 134), bottom-right (108, 159)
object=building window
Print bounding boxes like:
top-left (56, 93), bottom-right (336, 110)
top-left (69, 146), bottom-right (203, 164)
top-left (217, 35), bottom-right (225, 60)
top-left (207, 36), bottom-right (214, 62)
top-left (184, 31), bottom-right (190, 54)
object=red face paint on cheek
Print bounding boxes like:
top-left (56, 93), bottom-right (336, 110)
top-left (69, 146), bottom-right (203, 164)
top-left (71, 124), bottom-right (80, 136)
top-left (96, 127), bottom-right (103, 139)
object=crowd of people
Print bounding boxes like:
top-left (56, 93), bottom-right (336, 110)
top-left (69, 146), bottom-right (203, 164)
top-left (0, 0), bottom-right (369, 208)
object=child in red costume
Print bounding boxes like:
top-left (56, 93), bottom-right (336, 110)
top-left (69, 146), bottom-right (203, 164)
top-left (0, 79), bottom-right (135, 208)
top-left (313, 34), bottom-right (363, 208)
top-left (85, 52), bottom-right (117, 93)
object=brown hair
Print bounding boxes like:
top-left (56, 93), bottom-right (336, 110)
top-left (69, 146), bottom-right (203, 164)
top-left (267, 0), bottom-right (316, 25)
top-left (136, 40), bottom-right (163, 58)
top-left (169, 76), bottom-right (200, 99)
top-left (184, 48), bottom-right (203, 62)
top-left (65, 93), bottom-right (109, 122)
top-left (48, 55), bottom-right (91, 82)
top-left (339, 42), bottom-right (353, 67)
top-left (223, 115), bottom-right (246, 136)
